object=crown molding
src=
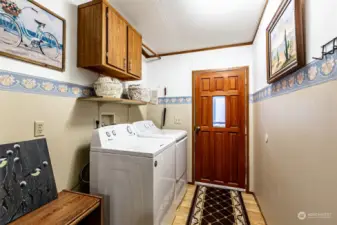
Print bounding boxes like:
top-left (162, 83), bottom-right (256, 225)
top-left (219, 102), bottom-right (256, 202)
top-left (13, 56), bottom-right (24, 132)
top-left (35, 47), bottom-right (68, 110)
top-left (252, 0), bottom-right (269, 43)
top-left (147, 41), bottom-right (253, 58)
top-left (142, 44), bottom-right (160, 59)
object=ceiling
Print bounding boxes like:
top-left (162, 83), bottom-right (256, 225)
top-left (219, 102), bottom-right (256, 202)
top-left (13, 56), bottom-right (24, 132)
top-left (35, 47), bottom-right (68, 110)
top-left (110, 0), bottom-right (266, 55)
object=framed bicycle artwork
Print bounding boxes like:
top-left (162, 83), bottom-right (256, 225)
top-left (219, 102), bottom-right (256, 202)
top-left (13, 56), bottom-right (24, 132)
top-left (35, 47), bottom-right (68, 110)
top-left (0, 0), bottom-right (66, 71)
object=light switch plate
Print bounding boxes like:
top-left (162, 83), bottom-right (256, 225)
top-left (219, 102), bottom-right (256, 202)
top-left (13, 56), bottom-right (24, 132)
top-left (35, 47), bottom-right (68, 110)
top-left (34, 121), bottom-right (45, 137)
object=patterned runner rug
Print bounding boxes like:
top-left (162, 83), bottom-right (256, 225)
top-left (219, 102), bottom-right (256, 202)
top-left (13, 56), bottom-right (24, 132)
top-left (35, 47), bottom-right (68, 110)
top-left (187, 185), bottom-right (250, 225)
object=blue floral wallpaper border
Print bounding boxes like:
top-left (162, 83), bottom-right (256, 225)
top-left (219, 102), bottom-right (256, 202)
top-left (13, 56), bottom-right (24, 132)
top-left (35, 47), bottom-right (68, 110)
top-left (251, 52), bottom-right (337, 103)
top-left (2, 51), bottom-right (336, 102)
top-left (158, 96), bottom-right (192, 104)
top-left (0, 70), bottom-right (94, 98)
top-left (159, 52), bottom-right (337, 105)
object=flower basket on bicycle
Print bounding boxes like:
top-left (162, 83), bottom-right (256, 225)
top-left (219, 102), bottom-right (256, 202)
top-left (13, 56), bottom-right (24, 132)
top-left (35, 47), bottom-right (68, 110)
top-left (1, 0), bottom-right (21, 17)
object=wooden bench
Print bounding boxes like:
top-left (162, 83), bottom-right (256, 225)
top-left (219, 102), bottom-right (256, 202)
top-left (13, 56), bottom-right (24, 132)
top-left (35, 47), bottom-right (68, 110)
top-left (10, 190), bottom-right (103, 225)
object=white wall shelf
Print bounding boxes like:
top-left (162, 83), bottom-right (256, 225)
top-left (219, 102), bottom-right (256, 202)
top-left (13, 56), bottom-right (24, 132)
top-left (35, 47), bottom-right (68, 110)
top-left (78, 96), bottom-right (150, 105)
top-left (78, 96), bottom-right (153, 126)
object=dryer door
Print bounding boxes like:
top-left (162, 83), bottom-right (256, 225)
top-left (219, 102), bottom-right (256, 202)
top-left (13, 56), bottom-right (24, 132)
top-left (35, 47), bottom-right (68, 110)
top-left (176, 137), bottom-right (187, 181)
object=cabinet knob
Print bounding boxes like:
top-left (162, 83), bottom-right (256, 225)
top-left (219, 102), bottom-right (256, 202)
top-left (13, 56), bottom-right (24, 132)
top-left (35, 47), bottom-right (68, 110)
top-left (154, 161), bottom-right (158, 167)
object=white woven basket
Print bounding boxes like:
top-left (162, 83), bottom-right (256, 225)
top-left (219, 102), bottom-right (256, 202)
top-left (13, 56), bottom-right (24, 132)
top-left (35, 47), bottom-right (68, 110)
top-left (93, 75), bottom-right (123, 98)
top-left (128, 85), bottom-right (151, 102)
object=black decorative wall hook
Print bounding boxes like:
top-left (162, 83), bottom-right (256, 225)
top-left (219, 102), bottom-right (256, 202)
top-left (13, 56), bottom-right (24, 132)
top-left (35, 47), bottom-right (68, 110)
top-left (313, 37), bottom-right (337, 60)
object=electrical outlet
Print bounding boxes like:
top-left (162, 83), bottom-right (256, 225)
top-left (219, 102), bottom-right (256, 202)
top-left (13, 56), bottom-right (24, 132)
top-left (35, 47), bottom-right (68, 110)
top-left (34, 121), bottom-right (45, 137)
top-left (174, 116), bottom-right (182, 125)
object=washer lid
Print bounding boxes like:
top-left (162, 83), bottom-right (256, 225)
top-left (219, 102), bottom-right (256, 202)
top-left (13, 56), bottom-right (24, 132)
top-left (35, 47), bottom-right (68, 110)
top-left (133, 120), bottom-right (160, 133)
top-left (133, 120), bottom-right (187, 141)
top-left (138, 129), bottom-right (187, 142)
top-left (91, 137), bottom-right (175, 158)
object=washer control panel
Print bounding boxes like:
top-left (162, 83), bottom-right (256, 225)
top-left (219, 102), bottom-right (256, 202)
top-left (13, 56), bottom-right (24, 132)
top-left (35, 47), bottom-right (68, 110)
top-left (92, 124), bottom-right (139, 147)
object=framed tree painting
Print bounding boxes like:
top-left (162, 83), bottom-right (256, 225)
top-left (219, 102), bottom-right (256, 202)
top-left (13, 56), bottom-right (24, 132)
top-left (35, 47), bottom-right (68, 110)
top-left (266, 0), bottom-right (305, 84)
top-left (0, 0), bottom-right (66, 71)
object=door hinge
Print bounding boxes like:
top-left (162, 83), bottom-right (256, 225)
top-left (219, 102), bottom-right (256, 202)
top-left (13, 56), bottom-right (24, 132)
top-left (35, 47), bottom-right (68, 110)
top-left (106, 52), bottom-right (109, 57)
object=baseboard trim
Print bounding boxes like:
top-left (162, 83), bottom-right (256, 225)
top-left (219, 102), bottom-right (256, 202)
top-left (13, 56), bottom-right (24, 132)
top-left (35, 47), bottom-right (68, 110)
top-left (195, 182), bottom-right (246, 192)
top-left (251, 193), bottom-right (268, 225)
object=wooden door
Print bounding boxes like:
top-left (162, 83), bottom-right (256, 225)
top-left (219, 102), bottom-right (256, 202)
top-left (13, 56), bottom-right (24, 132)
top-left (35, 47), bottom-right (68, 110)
top-left (195, 68), bottom-right (247, 189)
top-left (107, 8), bottom-right (127, 71)
top-left (127, 27), bottom-right (142, 78)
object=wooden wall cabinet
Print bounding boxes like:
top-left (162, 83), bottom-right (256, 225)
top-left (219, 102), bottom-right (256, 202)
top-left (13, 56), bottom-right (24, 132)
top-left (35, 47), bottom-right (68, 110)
top-left (127, 27), bottom-right (142, 77)
top-left (78, 0), bottom-right (142, 80)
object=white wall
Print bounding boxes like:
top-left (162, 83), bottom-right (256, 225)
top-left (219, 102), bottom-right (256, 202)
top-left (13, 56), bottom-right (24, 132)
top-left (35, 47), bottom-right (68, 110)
top-left (253, 0), bottom-right (337, 92)
top-left (252, 0), bottom-right (337, 224)
top-left (146, 45), bottom-right (254, 96)
top-left (0, 0), bottom-right (98, 86)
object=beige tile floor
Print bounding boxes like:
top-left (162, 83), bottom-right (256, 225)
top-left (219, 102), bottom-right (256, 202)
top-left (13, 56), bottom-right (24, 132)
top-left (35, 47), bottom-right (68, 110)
top-left (173, 185), bottom-right (266, 225)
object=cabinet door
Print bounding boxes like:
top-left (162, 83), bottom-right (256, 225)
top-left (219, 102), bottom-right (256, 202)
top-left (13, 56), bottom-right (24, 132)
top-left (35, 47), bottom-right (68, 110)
top-left (127, 27), bottom-right (142, 78)
top-left (107, 8), bottom-right (127, 71)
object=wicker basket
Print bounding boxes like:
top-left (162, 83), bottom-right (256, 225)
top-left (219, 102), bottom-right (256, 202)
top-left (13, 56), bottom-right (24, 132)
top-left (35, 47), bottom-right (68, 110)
top-left (3, 7), bottom-right (20, 16)
top-left (128, 85), bottom-right (151, 102)
top-left (1, 0), bottom-right (21, 17)
top-left (93, 75), bottom-right (123, 98)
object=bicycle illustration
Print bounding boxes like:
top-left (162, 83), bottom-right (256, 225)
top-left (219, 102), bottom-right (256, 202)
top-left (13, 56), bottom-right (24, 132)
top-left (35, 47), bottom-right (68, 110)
top-left (0, 5), bottom-right (60, 60)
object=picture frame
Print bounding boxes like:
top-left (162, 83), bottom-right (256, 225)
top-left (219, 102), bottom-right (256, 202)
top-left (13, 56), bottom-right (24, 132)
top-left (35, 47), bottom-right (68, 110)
top-left (0, 0), bottom-right (66, 71)
top-left (266, 0), bottom-right (305, 84)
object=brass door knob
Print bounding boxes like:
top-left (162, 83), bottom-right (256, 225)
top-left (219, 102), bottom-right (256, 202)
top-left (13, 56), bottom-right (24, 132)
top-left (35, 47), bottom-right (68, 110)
top-left (195, 126), bottom-right (201, 133)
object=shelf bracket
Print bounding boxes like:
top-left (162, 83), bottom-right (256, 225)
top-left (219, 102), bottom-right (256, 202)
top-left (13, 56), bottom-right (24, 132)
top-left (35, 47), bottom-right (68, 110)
top-left (127, 105), bottom-right (131, 123)
top-left (97, 102), bottom-right (105, 128)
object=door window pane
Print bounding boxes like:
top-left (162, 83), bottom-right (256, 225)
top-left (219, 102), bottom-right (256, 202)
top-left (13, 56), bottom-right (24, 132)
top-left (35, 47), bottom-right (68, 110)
top-left (213, 96), bottom-right (226, 127)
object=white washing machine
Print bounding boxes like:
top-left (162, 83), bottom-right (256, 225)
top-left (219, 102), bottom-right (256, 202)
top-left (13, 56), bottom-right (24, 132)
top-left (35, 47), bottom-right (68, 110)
top-left (133, 120), bottom-right (188, 207)
top-left (90, 124), bottom-right (176, 225)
